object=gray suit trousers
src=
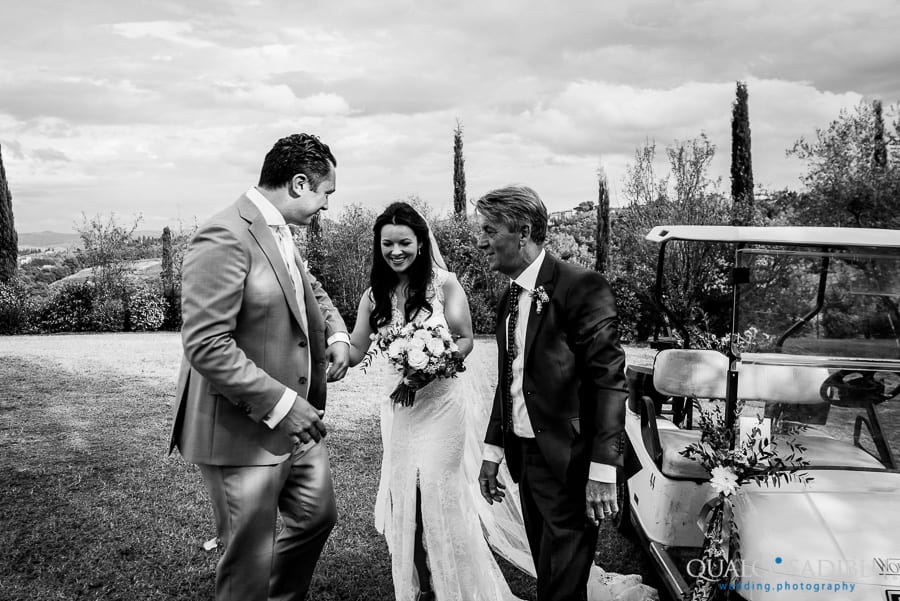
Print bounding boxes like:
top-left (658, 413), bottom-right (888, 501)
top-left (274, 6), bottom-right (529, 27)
top-left (198, 441), bottom-right (337, 601)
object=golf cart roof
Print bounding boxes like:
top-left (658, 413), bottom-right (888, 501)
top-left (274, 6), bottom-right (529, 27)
top-left (645, 225), bottom-right (900, 248)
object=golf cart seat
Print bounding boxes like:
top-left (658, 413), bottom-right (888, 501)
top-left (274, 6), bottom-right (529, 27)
top-left (646, 349), bottom-right (847, 479)
top-left (650, 350), bottom-right (727, 479)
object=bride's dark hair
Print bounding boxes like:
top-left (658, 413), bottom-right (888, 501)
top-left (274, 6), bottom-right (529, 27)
top-left (369, 202), bottom-right (434, 331)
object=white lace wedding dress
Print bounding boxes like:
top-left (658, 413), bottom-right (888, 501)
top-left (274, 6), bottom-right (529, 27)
top-left (374, 268), bottom-right (520, 601)
top-left (373, 268), bottom-right (657, 601)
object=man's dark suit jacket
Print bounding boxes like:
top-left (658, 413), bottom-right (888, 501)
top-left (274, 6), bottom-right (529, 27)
top-left (485, 252), bottom-right (627, 486)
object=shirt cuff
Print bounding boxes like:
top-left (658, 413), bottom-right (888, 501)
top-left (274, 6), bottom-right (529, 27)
top-left (262, 388), bottom-right (296, 429)
top-left (588, 462), bottom-right (617, 483)
top-left (327, 333), bottom-right (350, 346)
top-left (483, 443), bottom-right (505, 464)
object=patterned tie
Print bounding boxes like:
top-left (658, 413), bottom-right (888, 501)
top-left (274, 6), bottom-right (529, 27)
top-left (274, 225), bottom-right (308, 333)
top-left (503, 282), bottom-right (522, 433)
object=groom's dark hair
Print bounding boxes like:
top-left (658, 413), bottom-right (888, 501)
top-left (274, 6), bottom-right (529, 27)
top-left (258, 133), bottom-right (337, 190)
top-left (369, 202), bottom-right (434, 331)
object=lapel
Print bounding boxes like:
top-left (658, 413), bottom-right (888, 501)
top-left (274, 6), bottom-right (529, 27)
top-left (238, 196), bottom-right (308, 334)
top-left (522, 252), bottom-right (558, 367)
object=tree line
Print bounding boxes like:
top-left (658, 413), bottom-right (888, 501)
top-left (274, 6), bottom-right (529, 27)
top-left (1, 85), bottom-right (899, 338)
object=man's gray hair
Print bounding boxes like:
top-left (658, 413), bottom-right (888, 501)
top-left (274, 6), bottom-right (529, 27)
top-left (474, 185), bottom-right (548, 244)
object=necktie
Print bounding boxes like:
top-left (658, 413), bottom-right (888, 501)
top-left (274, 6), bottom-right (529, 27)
top-left (274, 225), bottom-right (309, 333)
top-left (503, 282), bottom-right (522, 433)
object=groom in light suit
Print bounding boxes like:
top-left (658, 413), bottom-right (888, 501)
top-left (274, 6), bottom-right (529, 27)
top-left (476, 185), bottom-right (627, 601)
top-left (170, 133), bottom-right (350, 601)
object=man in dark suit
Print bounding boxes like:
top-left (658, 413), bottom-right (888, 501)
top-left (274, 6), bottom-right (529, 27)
top-left (476, 185), bottom-right (627, 601)
top-left (170, 133), bottom-right (350, 601)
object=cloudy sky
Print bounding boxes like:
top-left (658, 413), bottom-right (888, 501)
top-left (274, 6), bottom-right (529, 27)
top-left (2, 0), bottom-right (899, 233)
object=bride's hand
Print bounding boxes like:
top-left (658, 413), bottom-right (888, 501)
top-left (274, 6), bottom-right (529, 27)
top-left (404, 370), bottom-right (434, 391)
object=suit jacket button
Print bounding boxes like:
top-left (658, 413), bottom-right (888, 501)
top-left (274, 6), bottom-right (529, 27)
top-left (298, 376), bottom-right (308, 385)
top-left (298, 340), bottom-right (307, 347)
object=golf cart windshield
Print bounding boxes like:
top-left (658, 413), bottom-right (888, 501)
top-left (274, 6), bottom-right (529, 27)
top-left (733, 247), bottom-right (900, 471)
top-left (734, 248), bottom-right (900, 359)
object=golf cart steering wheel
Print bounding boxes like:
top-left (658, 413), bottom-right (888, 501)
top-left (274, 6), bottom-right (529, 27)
top-left (820, 370), bottom-right (900, 406)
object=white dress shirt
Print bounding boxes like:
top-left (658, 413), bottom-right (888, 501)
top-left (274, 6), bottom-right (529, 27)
top-left (483, 249), bottom-right (615, 483)
top-left (244, 187), bottom-right (349, 428)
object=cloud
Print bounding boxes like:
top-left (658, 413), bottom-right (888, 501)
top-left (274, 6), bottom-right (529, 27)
top-left (208, 82), bottom-right (351, 116)
top-left (32, 148), bottom-right (71, 162)
top-left (2, 0), bottom-right (899, 231)
top-left (109, 21), bottom-right (216, 48)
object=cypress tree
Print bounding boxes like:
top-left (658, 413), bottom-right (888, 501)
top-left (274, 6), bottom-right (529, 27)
top-left (0, 144), bottom-right (17, 283)
top-left (453, 120), bottom-right (467, 217)
top-left (160, 226), bottom-right (176, 326)
top-left (873, 99), bottom-right (887, 171)
top-left (595, 167), bottom-right (611, 274)
top-left (161, 226), bottom-right (174, 285)
top-left (730, 81), bottom-right (754, 225)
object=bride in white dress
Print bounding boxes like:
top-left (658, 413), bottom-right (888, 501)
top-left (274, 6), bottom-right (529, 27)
top-left (346, 202), bottom-right (656, 601)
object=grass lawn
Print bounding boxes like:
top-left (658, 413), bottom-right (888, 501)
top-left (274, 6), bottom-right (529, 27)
top-left (0, 333), bottom-right (656, 600)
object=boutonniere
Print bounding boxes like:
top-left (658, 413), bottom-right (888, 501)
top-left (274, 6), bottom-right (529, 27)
top-left (531, 286), bottom-right (550, 314)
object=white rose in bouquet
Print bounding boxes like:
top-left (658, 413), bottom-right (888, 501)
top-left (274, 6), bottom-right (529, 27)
top-left (407, 336), bottom-right (427, 352)
top-left (387, 338), bottom-right (408, 359)
top-left (407, 349), bottom-right (430, 370)
top-left (413, 328), bottom-right (431, 340)
top-left (439, 327), bottom-right (453, 342)
top-left (425, 337), bottom-right (446, 356)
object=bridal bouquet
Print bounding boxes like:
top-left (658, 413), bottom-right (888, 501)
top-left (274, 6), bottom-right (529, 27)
top-left (362, 322), bottom-right (466, 406)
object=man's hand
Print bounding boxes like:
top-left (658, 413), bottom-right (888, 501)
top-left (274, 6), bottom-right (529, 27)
top-left (478, 460), bottom-right (506, 505)
top-left (585, 480), bottom-right (618, 525)
top-left (325, 341), bottom-right (350, 382)
top-left (276, 395), bottom-right (327, 444)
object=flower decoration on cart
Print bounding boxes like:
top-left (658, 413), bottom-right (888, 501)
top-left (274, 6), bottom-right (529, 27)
top-left (360, 322), bottom-right (466, 406)
top-left (680, 400), bottom-right (813, 601)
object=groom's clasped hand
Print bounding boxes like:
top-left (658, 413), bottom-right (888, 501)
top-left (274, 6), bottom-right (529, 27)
top-left (171, 133), bottom-right (631, 601)
top-left (277, 344), bottom-right (350, 446)
top-left (275, 397), bottom-right (327, 446)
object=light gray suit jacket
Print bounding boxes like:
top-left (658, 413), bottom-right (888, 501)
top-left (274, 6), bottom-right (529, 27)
top-left (169, 195), bottom-right (347, 466)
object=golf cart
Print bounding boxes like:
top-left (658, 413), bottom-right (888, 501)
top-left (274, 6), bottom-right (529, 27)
top-left (620, 226), bottom-right (900, 601)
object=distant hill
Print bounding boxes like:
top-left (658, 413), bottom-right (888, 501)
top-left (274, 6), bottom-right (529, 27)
top-left (50, 259), bottom-right (163, 288)
top-left (18, 231), bottom-right (81, 248)
top-left (18, 230), bottom-right (164, 249)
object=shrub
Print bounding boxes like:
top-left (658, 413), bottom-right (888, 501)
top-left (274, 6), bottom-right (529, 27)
top-left (0, 279), bottom-right (42, 334)
top-left (305, 204), bottom-right (377, 329)
top-left (89, 297), bottom-right (126, 332)
top-left (608, 275), bottom-right (647, 344)
top-left (162, 287), bottom-right (182, 330)
top-left (432, 215), bottom-right (504, 334)
top-left (40, 280), bottom-right (98, 332)
top-left (127, 285), bottom-right (166, 331)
